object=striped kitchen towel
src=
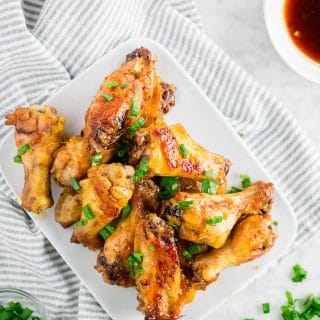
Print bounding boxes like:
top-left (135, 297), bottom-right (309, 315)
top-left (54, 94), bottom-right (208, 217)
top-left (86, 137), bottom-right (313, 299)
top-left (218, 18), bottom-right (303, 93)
top-left (0, 0), bottom-right (320, 319)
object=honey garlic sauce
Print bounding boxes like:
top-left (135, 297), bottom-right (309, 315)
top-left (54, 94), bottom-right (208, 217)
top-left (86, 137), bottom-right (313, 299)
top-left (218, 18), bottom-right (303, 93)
top-left (284, 0), bottom-right (320, 63)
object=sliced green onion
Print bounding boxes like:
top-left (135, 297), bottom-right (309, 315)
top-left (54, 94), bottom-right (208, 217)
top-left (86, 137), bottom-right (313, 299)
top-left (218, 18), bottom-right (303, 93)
top-left (100, 224), bottom-right (116, 240)
top-left (121, 204), bottom-right (131, 219)
top-left (132, 156), bottom-right (148, 182)
top-left (227, 186), bottom-right (242, 194)
top-left (160, 176), bottom-right (178, 200)
top-left (0, 306), bottom-right (4, 313)
top-left (178, 144), bottom-right (189, 158)
top-left (262, 303), bottom-right (270, 314)
top-left (18, 143), bottom-right (30, 155)
top-left (20, 307), bottom-right (33, 319)
top-left (188, 243), bottom-right (201, 255)
top-left (130, 99), bottom-right (140, 117)
top-left (182, 250), bottom-right (193, 260)
top-left (0, 310), bottom-right (14, 320)
top-left (121, 83), bottom-right (128, 89)
top-left (148, 246), bottom-right (155, 252)
top-left (107, 81), bottom-right (118, 88)
top-left (206, 216), bottom-right (223, 225)
top-left (74, 219), bottom-right (87, 228)
top-left (126, 117), bottom-right (146, 136)
top-left (70, 177), bottom-right (81, 191)
top-left (83, 204), bottom-right (95, 220)
top-left (90, 154), bottom-right (102, 166)
top-left (8, 302), bottom-right (23, 314)
top-left (240, 174), bottom-right (252, 188)
top-left (204, 171), bottom-right (217, 179)
top-left (273, 220), bottom-right (279, 226)
top-left (132, 69), bottom-right (138, 77)
top-left (102, 93), bottom-right (113, 101)
top-left (128, 251), bottom-right (144, 278)
top-left (201, 179), bottom-right (219, 194)
top-left (292, 264), bottom-right (307, 282)
top-left (177, 200), bottom-right (194, 209)
top-left (13, 154), bottom-right (22, 164)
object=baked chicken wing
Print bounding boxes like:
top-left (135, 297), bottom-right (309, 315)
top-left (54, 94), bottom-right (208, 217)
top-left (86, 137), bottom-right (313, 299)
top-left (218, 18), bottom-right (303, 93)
top-left (5, 106), bottom-right (64, 213)
top-left (96, 179), bottom-right (160, 287)
top-left (71, 163), bottom-right (135, 250)
top-left (192, 214), bottom-right (278, 289)
top-left (129, 120), bottom-right (231, 194)
top-left (162, 181), bottom-right (274, 248)
top-left (134, 214), bottom-right (187, 320)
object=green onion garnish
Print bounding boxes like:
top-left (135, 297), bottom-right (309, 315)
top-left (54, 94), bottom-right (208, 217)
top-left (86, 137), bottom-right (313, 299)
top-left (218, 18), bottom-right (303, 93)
top-left (8, 302), bottom-right (23, 314)
top-left (262, 303), bottom-right (270, 314)
top-left (183, 250), bottom-right (193, 260)
top-left (121, 204), bottom-right (131, 219)
top-left (100, 224), bottom-right (115, 240)
top-left (0, 310), bottom-right (14, 320)
top-left (227, 186), bottom-right (242, 193)
top-left (13, 154), bottom-right (22, 164)
top-left (204, 171), bottom-right (217, 179)
top-left (148, 246), bottom-right (155, 252)
top-left (177, 200), bottom-right (194, 209)
top-left (201, 179), bottom-right (219, 194)
top-left (167, 220), bottom-right (179, 232)
top-left (83, 204), bottom-right (95, 220)
top-left (18, 143), bottom-right (30, 155)
top-left (178, 144), bottom-right (189, 158)
top-left (74, 219), bottom-right (87, 228)
top-left (132, 69), bottom-right (138, 77)
top-left (117, 140), bottom-right (129, 158)
top-left (240, 174), bottom-right (252, 188)
top-left (160, 176), bottom-right (179, 200)
top-left (121, 83), bottom-right (128, 89)
top-left (70, 177), bottom-right (81, 191)
top-left (130, 99), bottom-right (140, 117)
top-left (102, 93), bottom-right (113, 101)
top-left (188, 243), bottom-right (201, 255)
top-left (90, 154), bottom-right (102, 166)
top-left (21, 307), bottom-right (33, 319)
top-left (132, 156), bottom-right (148, 182)
top-left (126, 117), bottom-right (146, 136)
top-left (273, 220), bottom-right (279, 226)
top-left (128, 252), bottom-right (144, 278)
top-left (107, 81), bottom-right (118, 88)
top-left (206, 216), bottom-right (223, 225)
top-left (292, 264), bottom-right (307, 282)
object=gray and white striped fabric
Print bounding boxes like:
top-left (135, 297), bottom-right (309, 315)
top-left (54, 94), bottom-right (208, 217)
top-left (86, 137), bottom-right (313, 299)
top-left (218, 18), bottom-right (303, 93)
top-left (0, 0), bottom-right (319, 319)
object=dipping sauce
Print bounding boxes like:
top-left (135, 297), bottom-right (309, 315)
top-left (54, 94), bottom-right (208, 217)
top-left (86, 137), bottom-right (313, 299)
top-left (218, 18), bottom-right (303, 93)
top-left (284, 0), bottom-right (320, 63)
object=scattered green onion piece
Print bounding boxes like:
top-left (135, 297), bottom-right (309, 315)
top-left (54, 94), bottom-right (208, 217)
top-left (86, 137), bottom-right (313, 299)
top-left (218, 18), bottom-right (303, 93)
top-left (182, 250), bottom-right (193, 260)
top-left (130, 99), bottom-right (140, 117)
top-left (292, 264), bottom-right (307, 282)
top-left (100, 224), bottom-right (116, 240)
top-left (167, 220), bottom-right (179, 232)
top-left (262, 303), bottom-right (270, 314)
top-left (70, 177), bottom-right (81, 191)
top-left (31, 317), bottom-right (42, 320)
top-left (18, 143), bottom-right (30, 155)
top-left (20, 308), bottom-right (33, 319)
top-left (201, 179), bottom-right (209, 193)
top-left (227, 186), bottom-right (242, 194)
top-left (90, 154), bottom-right (102, 166)
top-left (117, 140), bottom-right (129, 159)
top-left (13, 155), bottom-right (22, 164)
top-left (121, 204), bottom-right (131, 219)
top-left (273, 221), bottom-right (279, 226)
top-left (121, 83), bottom-right (128, 89)
top-left (206, 216), bottom-right (223, 225)
top-left (132, 156), bottom-right (148, 182)
top-left (160, 177), bottom-right (178, 200)
top-left (74, 219), bottom-right (87, 228)
top-left (240, 174), bottom-right (252, 188)
top-left (132, 69), bottom-right (138, 77)
top-left (188, 243), bottom-right (201, 255)
top-left (102, 93), bottom-right (113, 101)
top-left (8, 302), bottom-right (23, 314)
top-left (83, 204), bottom-right (95, 220)
top-left (201, 179), bottom-right (219, 194)
top-left (127, 117), bottom-right (146, 136)
top-left (178, 144), bottom-right (189, 158)
top-left (0, 306), bottom-right (4, 313)
top-left (107, 81), bottom-right (118, 88)
top-left (177, 200), bottom-right (194, 209)
top-left (0, 310), bottom-right (14, 320)
top-left (148, 246), bottom-right (155, 252)
top-left (204, 171), bottom-right (217, 179)
top-left (128, 252), bottom-right (144, 278)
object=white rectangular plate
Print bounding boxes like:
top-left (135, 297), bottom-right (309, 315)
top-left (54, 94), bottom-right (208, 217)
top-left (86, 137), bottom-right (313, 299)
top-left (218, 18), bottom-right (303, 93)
top-left (0, 38), bottom-right (297, 320)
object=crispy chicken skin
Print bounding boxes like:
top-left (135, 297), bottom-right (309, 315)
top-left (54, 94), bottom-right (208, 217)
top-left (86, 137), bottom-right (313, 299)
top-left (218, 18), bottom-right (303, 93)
top-left (71, 163), bottom-right (135, 250)
top-left (5, 106), bottom-right (64, 213)
top-left (134, 214), bottom-right (184, 320)
top-left (96, 179), bottom-right (160, 287)
top-left (83, 47), bottom-right (155, 159)
top-left (162, 181), bottom-right (274, 248)
top-left (51, 135), bottom-right (90, 187)
top-left (129, 120), bottom-right (231, 194)
top-left (55, 187), bottom-right (82, 228)
top-left (192, 214), bottom-right (278, 290)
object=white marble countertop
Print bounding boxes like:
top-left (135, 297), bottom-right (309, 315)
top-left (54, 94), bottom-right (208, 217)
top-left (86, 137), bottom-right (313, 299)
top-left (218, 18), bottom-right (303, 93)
top-left (195, 1), bottom-right (320, 319)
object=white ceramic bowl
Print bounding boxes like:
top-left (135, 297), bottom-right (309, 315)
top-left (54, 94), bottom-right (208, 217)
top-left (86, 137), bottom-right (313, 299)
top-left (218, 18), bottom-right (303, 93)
top-left (264, 0), bottom-right (320, 84)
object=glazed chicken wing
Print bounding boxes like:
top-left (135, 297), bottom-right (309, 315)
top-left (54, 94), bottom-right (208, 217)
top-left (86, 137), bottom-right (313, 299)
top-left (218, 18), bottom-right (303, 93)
top-left (135, 214), bottom-right (189, 320)
top-left (51, 135), bottom-right (90, 187)
top-left (71, 163), bottom-right (134, 250)
top-left (55, 187), bottom-right (82, 228)
top-left (96, 179), bottom-right (160, 287)
top-left (5, 106), bottom-right (64, 213)
top-left (129, 120), bottom-right (231, 194)
top-left (162, 181), bottom-right (274, 248)
top-left (192, 214), bottom-right (278, 289)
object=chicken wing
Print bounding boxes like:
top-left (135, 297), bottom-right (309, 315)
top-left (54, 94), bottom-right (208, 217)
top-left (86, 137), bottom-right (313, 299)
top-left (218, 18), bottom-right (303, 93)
top-left (51, 135), bottom-right (90, 187)
top-left (192, 214), bottom-right (278, 289)
top-left (5, 106), bottom-right (64, 213)
top-left (83, 47), bottom-right (156, 160)
top-left (71, 163), bottom-right (135, 250)
top-left (161, 181), bottom-right (274, 248)
top-left (96, 179), bottom-right (160, 287)
top-left (129, 120), bottom-right (231, 193)
top-left (134, 214), bottom-right (184, 320)
top-left (55, 187), bottom-right (82, 228)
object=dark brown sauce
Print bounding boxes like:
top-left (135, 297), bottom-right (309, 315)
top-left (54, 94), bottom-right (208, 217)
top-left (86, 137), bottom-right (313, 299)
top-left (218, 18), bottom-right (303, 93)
top-left (284, 0), bottom-right (320, 63)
